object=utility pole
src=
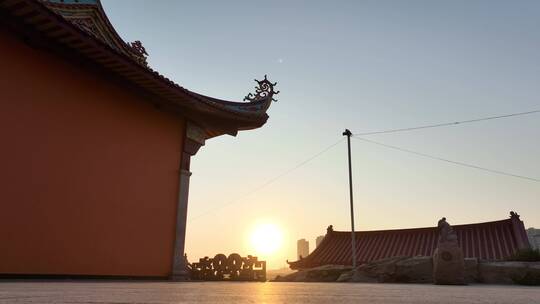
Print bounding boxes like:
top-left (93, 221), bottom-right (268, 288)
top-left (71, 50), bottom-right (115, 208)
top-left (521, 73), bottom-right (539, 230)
top-left (342, 129), bottom-right (357, 269)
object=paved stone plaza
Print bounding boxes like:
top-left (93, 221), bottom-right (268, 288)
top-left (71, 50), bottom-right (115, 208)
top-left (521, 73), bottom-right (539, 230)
top-left (0, 282), bottom-right (539, 304)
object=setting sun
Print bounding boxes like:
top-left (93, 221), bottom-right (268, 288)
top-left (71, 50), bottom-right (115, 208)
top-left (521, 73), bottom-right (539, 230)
top-left (250, 223), bottom-right (283, 255)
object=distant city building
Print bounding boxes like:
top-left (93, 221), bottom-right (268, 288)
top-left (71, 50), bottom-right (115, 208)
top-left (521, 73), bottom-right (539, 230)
top-left (297, 239), bottom-right (309, 259)
top-left (527, 228), bottom-right (540, 249)
top-left (316, 235), bottom-right (325, 248)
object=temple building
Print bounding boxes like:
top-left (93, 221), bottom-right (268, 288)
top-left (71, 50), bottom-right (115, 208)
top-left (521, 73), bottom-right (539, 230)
top-left (0, 0), bottom-right (277, 279)
top-left (288, 212), bottom-right (531, 270)
top-left (316, 235), bottom-right (325, 248)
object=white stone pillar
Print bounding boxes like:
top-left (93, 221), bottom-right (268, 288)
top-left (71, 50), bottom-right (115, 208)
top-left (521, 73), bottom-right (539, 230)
top-left (171, 169), bottom-right (192, 279)
top-left (171, 122), bottom-right (205, 280)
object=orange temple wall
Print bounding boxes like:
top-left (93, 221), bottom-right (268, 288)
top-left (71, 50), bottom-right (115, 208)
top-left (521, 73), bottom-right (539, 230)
top-left (0, 28), bottom-right (185, 277)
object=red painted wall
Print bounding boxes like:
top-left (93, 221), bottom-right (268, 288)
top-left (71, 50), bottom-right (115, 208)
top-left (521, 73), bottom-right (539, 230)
top-left (0, 28), bottom-right (184, 277)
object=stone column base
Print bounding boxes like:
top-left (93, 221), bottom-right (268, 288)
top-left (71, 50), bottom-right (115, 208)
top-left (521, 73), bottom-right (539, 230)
top-left (171, 271), bottom-right (190, 281)
top-left (433, 243), bottom-right (466, 285)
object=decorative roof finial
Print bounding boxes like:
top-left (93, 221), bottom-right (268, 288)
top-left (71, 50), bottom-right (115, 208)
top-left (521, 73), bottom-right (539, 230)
top-left (127, 40), bottom-right (148, 65)
top-left (128, 40), bottom-right (148, 56)
top-left (244, 75), bottom-right (279, 102)
top-left (327, 225), bottom-right (334, 234)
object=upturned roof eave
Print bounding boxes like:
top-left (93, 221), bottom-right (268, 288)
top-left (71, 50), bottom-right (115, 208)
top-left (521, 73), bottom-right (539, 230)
top-left (1, 0), bottom-right (276, 136)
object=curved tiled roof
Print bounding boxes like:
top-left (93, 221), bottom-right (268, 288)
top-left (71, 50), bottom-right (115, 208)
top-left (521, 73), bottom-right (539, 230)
top-left (41, 0), bottom-right (148, 64)
top-left (288, 212), bottom-right (530, 270)
top-left (1, 0), bottom-right (278, 138)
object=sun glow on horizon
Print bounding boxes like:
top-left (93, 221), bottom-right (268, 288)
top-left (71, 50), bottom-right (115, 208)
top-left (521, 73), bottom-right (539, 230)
top-left (250, 223), bottom-right (283, 256)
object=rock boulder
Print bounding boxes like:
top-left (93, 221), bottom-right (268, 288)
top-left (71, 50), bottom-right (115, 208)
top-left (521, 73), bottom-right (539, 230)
top-left (272, 264), bottom-right (352, 282)
top-left (394, 256), bottom-right (433, 283)
top-left (479, 261), bottom-right (540, 285)
top-left (464, 258), bottom-right (479, 283)
top-left (342, 256), bottom-right (433, 283)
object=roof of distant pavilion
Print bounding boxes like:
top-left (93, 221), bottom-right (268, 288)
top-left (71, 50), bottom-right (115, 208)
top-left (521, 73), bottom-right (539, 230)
top-left (0, 0), bottom-right (278, 139)
top-left (288, 212), bottom-right (531, 270)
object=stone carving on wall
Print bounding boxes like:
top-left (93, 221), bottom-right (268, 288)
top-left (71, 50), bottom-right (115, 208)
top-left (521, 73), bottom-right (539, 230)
top-left (191, 253), bottom-right (266, 281)
top-left (437, 217), bottom-right (458, 245)
top-left (433, 217), bottom-right (465, 285)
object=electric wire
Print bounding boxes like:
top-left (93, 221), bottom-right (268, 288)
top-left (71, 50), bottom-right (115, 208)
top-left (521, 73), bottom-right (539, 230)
top-left (189, 109), bottom-right (539, 221)
top-left (354, 109), bottom-right (540, 136)
top-left (352, 136), bottom-right (540, 182)
top-left (188, 138), bottom-right (345, 222)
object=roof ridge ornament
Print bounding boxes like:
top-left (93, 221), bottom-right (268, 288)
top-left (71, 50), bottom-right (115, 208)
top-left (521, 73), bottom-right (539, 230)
top-left (327, 225), bottom-right (334, 234)
top-left (510, 211), bottom-right (520, 219)
top-left (244, 75), bottom-right (279, 102)
top-left (127, 40), bottom-right (148, 65)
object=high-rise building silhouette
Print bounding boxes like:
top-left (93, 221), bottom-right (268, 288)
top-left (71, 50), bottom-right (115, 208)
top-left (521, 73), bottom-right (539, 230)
top-left (297, 239), bottom-right (309, 259)
top-left (527, 228), bottom-right (540, 249)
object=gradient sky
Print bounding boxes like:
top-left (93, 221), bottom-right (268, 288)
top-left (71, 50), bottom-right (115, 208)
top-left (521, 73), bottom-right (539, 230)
top-left (102, 0), bottom-right (540, 269)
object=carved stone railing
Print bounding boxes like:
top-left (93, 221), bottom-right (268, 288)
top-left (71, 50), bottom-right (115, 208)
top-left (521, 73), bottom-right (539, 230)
top-left (190, 253), bottom-right (266, 281)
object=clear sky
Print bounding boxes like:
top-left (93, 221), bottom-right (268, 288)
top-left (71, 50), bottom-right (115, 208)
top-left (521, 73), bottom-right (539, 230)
top-left (102, 0), bottom-right (540, 269)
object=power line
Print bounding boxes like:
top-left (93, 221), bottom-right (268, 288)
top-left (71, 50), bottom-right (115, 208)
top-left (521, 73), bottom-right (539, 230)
top-left (189, 109), bottom-right (540, 222)
top-left (354, 109), bottom-right (540, 136)
top-left (352, 136), bottom-right (540, 183)
top-left (188, 138), bottom-right (345, 222)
